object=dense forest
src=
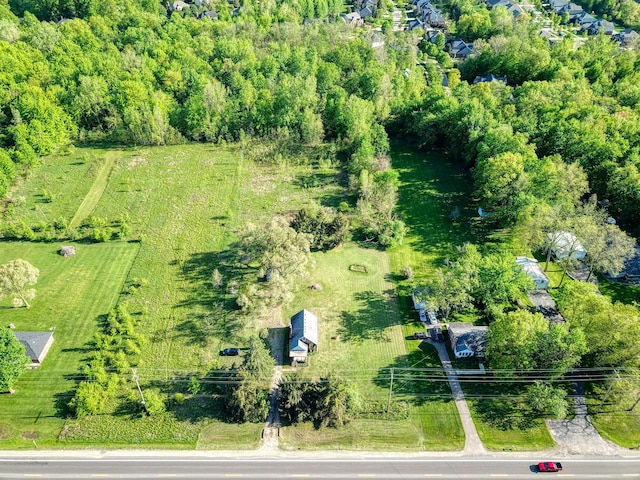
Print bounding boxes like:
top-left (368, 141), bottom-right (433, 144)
top-left (1, 0), bottom-right (640, 232)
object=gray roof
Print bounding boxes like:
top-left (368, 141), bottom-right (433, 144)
top-left (13, 331), bottom-right (54, 362)
top-left (448, 322), bottom-right (488, 355)
top-left (289, 310), bottom-right (318, 354)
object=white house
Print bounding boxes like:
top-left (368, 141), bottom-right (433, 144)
top-left (515, 256), bottom-right (549, 290)
top-left (289, 310), bottom-right (318, 364)
top-left (549, 231), bottom-right (587, 260)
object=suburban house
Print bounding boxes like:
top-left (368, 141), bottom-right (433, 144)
top-left (586, 19), bottom-right (615, 35)
top-left (549, 231), bottom-right (587, 260)
top-left (447, 322), bottom-right (488, 358)
top-left (515, 256), bottom-right (550, 290)
top-left (13, 331), bottom-right (54, 367)
top-left (448, 39), bottom-right (474, 58)
top-left (473, 74), bottom-right (507, 84)
top-left (613, 28), bottom-right (639, 47)
top-left (168, 1), bottom-right (189, 12)
top-left (340, 11), bottom-right (363, 27)
top-left (289, 310), bottom-right (318, 364)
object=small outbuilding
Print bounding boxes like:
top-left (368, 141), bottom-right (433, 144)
top-left (13, 331), bottom-right (54, 367)
top-left (515, 256), bottom-right (549, 290)
top-left (289, 310), bottom-right (318, 364)
top-left (548, 231), bottom-right (587, 260)
top-left (447, 322), bottom-right (487, 359)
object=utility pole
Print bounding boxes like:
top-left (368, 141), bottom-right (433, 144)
top-left (386, 367), bottom-right (395, 413)
top-left (598, 369), bottom-right (619, 411)
top-left (132, 368), bottom-right (146, 409)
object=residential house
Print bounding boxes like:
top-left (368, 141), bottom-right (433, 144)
top-left (359, 5), bottom-right (375, 18)
top-left (473, 73), bottom-right (507, 84)
top-left (370, 32), bottom-right (385, 48)
top-left (341, 11), bottom-right (364, 26)
top-left (613, 28), bottom-right (640, 47)
top-left (447, 323), bottom-right (488, 358)
top-left (13, 331), bottom-right (54, 367)
top-left (408, 18), bottom-right (424, 31)
top-left (576, 12), bottom-right (598, 28)
top-left (449, 39), bottom-right (474, 58)
top-left (549, 0), bottom-right (569, 12)
top-left (168, 1), bottom-right (190, 12)
top-left (289, 310), bottom-right (318, 364)
top-left (515, 256), bottom-right (550, 290)
top-left (587, 19), bottom-right (615, 35)
top-left (548, 231), bottom-right (587, 260)
top-left (199, 10), bottom-right (218, 19)
top-left (194, 0), bottom-right (210, 6)
top-left (486, 0), bottom-right (511, 7)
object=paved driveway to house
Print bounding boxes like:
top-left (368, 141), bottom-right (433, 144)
top-left (429, 338), bottom-right (487, 455)
top-left (547, 381), bottom-right (624, 455)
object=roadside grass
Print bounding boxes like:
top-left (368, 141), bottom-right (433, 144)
top-left (585, 379), bottom-right (640, 449)
top-left (0, 241), bottom-right (138, 448)
top-left (465, 381), bottom-right (556, 452)
top-left (587, 391), bottom-right (640, 449)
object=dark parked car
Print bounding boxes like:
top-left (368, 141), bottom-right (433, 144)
top-left (538, 462), bottom-right (563, 472)
top-left (220, 348), bottom-right (240, 356)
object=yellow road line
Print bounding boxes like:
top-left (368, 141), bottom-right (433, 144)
top-left (225, 476), bottom-right (243, 478)
top-left (158, 476), bottom-right (178, 478)
top-left (23, 476), bottom-right (42, 478)
top-left (290, 476), bottom-right (310, 478)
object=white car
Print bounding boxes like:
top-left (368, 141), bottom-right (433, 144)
top-left (427, 311), bottom-right (438, 324)
top-left (419, 309), bottom-right (427, 322)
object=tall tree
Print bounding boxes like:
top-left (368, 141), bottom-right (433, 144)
top-left (239, 216), bottom-right (311, 279)
top-left (0, 327), bottom-right (28, 392)
top-left (0, 259), bottom-right (39, 308)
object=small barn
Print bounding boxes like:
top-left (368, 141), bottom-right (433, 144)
top-left (549, 231), bottom-right (587, 260)
top-left (13, 331), bottom-right (54, 367)
top-left (447, 323), bottom-right (487, 359)
top-left (289, 310), bottom-right (318, 364)
top-left (515, 256), bottom-right (549, 290)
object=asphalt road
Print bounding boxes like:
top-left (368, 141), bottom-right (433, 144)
top-left (0, 457), bottom-right (639, 479)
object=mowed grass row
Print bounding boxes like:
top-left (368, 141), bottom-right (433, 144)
top-left (0, 241), bottom-right (138, 448)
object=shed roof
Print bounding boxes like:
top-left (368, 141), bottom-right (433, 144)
top-left (515, 256), bottom-right (549, 285)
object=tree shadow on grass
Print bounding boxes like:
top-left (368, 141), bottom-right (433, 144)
top-left (337, 290), bottom-right (398, 342)
top-left (373, 342), bottom-right (453, 407)
top-left (473, 396), bottom-right (536, 431)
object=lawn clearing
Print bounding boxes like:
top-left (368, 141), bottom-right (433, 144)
top-left (0, 241), bottom-right (138, 448)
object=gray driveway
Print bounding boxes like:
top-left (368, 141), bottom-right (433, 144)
top-left (429, 339), bottom-right (487, 455)
top-left (547, 381), bottom-right (624, 455)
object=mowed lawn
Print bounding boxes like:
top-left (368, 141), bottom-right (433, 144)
top-left (0, 241), bottom-right (138, 448)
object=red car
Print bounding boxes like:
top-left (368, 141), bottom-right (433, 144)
top-left (538, 462), bottom-right (563, 472)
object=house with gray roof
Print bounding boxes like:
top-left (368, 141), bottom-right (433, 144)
top-left (473, 73), bottom-right (507, 84)
top-left (447, 322), bottom-right (487, 358)
top-left (13, 331), bottom-right (54, 367)
top-left (289, 310), bottom-right (318, 364)
top-left (613, 28), bottom-right (640, 47)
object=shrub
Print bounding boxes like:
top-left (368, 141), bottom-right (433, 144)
top-left (401, 265), bottom-right (414, 280)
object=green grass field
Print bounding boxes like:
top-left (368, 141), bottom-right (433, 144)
top-left (0, 141), bottom-right (568, 450)
top-left (0, 241), bottom-right (138, 448)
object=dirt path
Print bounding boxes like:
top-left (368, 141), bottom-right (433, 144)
top-left (259, 328), bottom-right (286, 452)
top-left (70, 151), bottom-right (120, 228)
